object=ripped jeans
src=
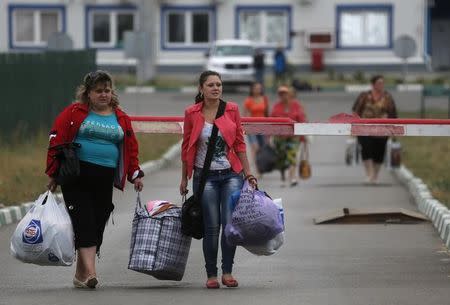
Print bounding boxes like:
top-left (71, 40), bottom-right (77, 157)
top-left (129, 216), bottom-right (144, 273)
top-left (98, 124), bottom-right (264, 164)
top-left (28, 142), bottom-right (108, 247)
top-left (193, 168), bottom-right (243, 278)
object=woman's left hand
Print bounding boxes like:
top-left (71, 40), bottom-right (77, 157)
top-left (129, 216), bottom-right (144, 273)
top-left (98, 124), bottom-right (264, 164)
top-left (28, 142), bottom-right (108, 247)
top-left (245, 174), bottom-right (258, 188)
top-left (133, 177), bottom-right (143, 192)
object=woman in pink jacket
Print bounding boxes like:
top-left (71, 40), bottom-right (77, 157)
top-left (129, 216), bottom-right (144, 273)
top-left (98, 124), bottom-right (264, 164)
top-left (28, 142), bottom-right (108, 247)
top-left (179, 70), bottom-right (257, 289)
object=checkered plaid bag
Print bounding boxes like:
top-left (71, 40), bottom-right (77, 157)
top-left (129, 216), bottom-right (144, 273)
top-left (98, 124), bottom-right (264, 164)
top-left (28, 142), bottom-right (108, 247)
top-left (128, 196), bottom-right (191, 281)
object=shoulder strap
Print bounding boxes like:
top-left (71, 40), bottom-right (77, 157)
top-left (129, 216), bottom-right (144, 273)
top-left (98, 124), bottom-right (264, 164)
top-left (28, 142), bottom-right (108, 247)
top-left (196, 100), bottom-right (226, 199)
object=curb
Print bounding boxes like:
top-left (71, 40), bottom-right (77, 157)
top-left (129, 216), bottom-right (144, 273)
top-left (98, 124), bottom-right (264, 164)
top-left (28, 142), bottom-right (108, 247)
top-left (0, 140), bottom-right (182, 228)
top-left (393, 165), bottom-right (450, 248)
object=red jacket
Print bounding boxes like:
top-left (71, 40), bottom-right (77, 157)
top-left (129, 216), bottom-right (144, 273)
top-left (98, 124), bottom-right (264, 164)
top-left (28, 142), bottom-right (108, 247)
top-left (271, 99), bottom-right (307, 141)
top-left (271, 99), bottom-right (307, 123)
top-left (181, 101), bottom-right (246, 179)
top-left (46, 102), bottom-right (143, 190)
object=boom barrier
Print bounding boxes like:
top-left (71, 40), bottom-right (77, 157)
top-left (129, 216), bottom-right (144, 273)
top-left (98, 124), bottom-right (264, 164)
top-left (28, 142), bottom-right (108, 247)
top-left (130, 116), bottom-right (450, 137)
top-left (129, 115), bottom-right (450, 225)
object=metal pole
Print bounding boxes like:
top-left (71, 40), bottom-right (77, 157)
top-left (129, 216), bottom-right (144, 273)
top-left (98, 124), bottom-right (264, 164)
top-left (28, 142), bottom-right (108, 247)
top-left (420, 88), bottom-right (426, 118)
top-left (136, 0), bottom-right (156, 83)
top-left (402, 59), bottom-right (408, 84)
top-left (448, 93), bottom-right (450, 119)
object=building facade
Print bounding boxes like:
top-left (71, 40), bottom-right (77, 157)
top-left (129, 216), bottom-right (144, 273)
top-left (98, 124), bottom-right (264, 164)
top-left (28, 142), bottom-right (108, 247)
top-left (1, 0), bottom-right (449, 72)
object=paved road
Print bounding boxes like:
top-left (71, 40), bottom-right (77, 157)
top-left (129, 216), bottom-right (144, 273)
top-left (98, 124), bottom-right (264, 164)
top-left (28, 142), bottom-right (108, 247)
top-left (0, 91), bottom-right (449, 305)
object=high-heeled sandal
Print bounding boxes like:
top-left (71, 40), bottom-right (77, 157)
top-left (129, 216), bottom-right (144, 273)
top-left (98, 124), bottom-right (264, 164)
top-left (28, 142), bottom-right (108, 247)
top-left (221, 275), bottom-right (238, 288)
top-left (73, 275), bottom-right (98, 289)
top-left (205, 278), bottom-right (220, 289)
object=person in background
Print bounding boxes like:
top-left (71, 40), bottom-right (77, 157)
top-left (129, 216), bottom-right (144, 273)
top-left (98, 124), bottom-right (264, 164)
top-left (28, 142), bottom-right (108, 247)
top-left (253, 48), bottom-right (265, 86)
top-left (46, 70), bottom-right (144, 289)
top-left (352, 75), bottom-right (397, 184)
top-left (271, 85), bottom-right (307, 187)
top-left (273, 46), bottom-right (287, 91)
top-left (243, 82), bottom-right (270, 178)
top-left (179, 70), bottom-right (257, 289)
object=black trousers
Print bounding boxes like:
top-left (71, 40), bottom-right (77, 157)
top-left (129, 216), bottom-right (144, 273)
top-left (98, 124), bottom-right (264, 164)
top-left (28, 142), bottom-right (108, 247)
top-left (358, 136), bottom-right (388, 164)
top-left (61, 161), bottom-right (115, 252)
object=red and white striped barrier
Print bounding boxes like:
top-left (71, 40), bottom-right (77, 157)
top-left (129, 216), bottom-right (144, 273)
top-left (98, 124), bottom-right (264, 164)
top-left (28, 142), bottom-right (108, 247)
top-left (295, 119), bottom-right (450, 137)
top-left (130, 116), bottom-right (450, 137)
top-left (130, 117), bottom-right (295, 136)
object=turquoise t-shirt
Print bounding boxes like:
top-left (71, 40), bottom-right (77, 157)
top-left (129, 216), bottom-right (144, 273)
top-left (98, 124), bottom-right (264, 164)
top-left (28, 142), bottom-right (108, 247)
top-left (75, 112), bottom-right (124, 168)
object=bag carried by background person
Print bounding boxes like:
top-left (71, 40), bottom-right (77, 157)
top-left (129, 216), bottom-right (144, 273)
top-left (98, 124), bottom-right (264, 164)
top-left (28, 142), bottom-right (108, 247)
top-left (10, 191), bottom-right (75, 266)
top-left (255, 144), bottom-right (277, 174)
top-left (390, 138), bottom-right (402, 168)
top-left (181, 100), bottom-right (225, 239)
top-left (299, 141), bottom-right (311, 179)
top-left (128, 194), bottom-right (191, 281)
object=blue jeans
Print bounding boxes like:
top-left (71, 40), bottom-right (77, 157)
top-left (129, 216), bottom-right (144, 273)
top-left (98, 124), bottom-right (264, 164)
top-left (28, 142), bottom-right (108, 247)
top-left (193, 168), bottom-right (244, 278)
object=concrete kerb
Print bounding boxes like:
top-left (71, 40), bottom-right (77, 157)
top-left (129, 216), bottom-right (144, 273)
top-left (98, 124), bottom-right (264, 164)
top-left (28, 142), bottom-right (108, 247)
top-left (0, 140), bottom-right (182, 228)
top-left (393, 165), bottom-right (450, 247)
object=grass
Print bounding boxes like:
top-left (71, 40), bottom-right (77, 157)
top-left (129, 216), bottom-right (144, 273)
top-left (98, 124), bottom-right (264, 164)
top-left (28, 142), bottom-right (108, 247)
top-left (0, 131), bottom-right (180, 206)
top-left (113, 73), bottom-right (195, 90)
top-left (398, 110), bottom-right (450, 207)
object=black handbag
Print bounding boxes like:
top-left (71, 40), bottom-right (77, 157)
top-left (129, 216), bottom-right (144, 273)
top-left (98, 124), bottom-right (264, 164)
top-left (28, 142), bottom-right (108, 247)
top-left (181, 100), bottom-right (226, 240)
top-left (52, 142), bottom-right (81, 185)
top-left (255, 144), bottom-right (277, 173)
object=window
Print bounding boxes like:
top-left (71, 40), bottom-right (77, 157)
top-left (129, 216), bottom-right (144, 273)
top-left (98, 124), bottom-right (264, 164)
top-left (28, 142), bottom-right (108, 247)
top-left (337, 5), bottom-right (393, 49)
top-left (237, 6), bottom-right (291, 48)
top-left (87, 6), bottom-right (137, 49)
top-left (162, 6), bottom-right (215, 49)
top-left (9, 5), bottom-right (65, 48)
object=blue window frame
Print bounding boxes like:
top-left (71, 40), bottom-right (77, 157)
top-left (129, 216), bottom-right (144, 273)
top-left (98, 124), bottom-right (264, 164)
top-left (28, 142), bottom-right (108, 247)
top-left (8, 4), bottom-right (66, 50)
top-left (161, 5), bottom-right (216, 50)
top-left (85, 5), bottom-right (137, 50)
top-left (235, 5), bottom-right (292, 50)
top-left (336, 4), bottom-right (393, 50)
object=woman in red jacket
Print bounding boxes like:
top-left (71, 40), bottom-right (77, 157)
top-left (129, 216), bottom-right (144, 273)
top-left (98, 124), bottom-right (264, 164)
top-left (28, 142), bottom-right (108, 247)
top-left (271, 86), bottom-right (307, 186)
top-left (179, 70), bottom-right (257, 289)
top-left (46, 70), bottom-right (144, 289)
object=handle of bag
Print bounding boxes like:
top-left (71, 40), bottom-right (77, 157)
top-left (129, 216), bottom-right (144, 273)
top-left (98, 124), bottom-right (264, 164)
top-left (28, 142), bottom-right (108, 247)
top-left (300, 141), bottom-right (309, 161)
top-left (194, 100), bottom-right (226, 201)
top-left (38, 190), bottom-right (51, 206)
top-left (49, 142), bottom-right (81, 150)
top-left (135, 192), bottom-right (151, 218)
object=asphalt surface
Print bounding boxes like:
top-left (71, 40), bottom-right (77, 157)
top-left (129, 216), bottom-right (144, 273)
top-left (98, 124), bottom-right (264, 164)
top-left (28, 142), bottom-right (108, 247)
top-left (0, 91), bottom-right (449, 305)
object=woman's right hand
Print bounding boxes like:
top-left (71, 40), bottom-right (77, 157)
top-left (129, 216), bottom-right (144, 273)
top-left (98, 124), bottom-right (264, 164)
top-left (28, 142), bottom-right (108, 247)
top-left (47, 177), bottom-right (57, 192)
top-left (179, 178), bottom-right (188, 196)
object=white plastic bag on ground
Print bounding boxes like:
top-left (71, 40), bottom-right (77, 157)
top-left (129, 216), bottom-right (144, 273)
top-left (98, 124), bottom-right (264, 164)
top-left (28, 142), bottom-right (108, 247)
top-left (10, 191), bottom-right (75, 266)
top-left (243, 198), bottom-right (285, 256)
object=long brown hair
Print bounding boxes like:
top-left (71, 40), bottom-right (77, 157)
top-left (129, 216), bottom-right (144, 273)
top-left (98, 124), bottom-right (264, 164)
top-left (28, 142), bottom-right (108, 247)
top-left (76, 70), bottom-right (119, 108)
top-left (194, 70), bottom-right (222, 104)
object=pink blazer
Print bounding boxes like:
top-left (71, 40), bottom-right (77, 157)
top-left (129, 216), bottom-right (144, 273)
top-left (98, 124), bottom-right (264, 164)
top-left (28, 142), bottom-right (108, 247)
top-left (181, 101), bottom-right (246, 179)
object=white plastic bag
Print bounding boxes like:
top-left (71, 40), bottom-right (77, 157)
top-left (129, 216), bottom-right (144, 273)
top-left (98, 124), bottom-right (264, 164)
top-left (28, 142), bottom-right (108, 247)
top-left (10, 191), bottom-right (75, 266)
top-left (243, 198), bottom-right (285, 256)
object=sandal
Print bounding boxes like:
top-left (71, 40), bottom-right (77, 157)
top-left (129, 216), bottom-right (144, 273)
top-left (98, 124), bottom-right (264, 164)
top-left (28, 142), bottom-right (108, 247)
top-left (73, 275), bottom-right (98, 289)
top-left (205, 278), bottom-right (220, 289)
top-left (221, 275), bottom-right (238, 288)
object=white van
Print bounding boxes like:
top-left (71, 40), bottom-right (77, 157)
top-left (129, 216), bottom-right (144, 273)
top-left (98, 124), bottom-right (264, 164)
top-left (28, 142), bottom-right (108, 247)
top-left (205, 39), bottom-right (255, 86)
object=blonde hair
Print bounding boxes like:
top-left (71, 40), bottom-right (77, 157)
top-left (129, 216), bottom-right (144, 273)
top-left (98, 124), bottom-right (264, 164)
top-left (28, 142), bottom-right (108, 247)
top-left (75, 70), bottom-right (119, 108)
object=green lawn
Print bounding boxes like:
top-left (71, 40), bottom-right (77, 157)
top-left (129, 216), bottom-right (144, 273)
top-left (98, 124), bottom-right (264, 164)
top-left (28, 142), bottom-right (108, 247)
top-left (398, 110), bottom-right (450, 207)
top-left (0, 132), bottom-right (180, 206)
